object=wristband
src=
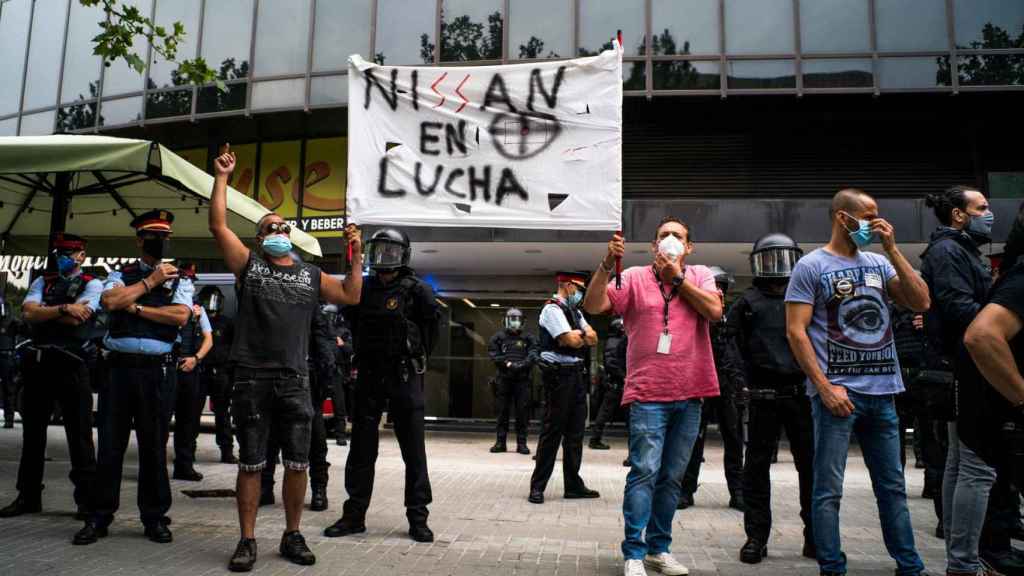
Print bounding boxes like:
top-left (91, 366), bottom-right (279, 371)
top-left (600, 259), bottom-right (614, 273)
top-left (141, 278), bottom-right (152, 292)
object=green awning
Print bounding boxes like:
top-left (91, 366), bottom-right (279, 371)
top-left (0, 135), bottom-right (323, 258)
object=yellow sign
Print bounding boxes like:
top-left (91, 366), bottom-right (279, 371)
top-left (302, 137), bottom-right (347, 238)
top-left (258, 140), bottom-right (302, 222)
top-left (229, 143), bottom-right (258, 199)
top-left (177, 148), bottom-right (207, 171)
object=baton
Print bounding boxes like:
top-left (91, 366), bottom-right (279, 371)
top-left (615, 229), bottom-right (622, 289)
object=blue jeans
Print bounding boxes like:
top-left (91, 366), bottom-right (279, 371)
top-left (810, 391), bottom-right (924, 576)
top-left (621, 400), bottom-right (702, 561)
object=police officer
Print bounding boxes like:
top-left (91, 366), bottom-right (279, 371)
top-left (171, 263), bottom-right (212, 482)
top-left (588, 317), bottom-right (627, 450)
top-left (678, 267), bottom-right (745, 511)
top-left (0, 233), bottom-right (100, 520)
top-left (528, 271), bottom-right (600, 505)
top-left (488, 307), bottom-right (538, 455)
top-left (330, 312), bottom-right (353, 446)
top-left (0, 303), bottom-right (20, 429)
top-left (74, 210), bottom-right (193, 546)
top-left (196, 285), bottom-right (236, 464)
top-left (324, 228), bottom-right (439, 543)
top-left (261, 300), bottom-right (336, 512)
top-left (731, 233), bottom-right (816, 564)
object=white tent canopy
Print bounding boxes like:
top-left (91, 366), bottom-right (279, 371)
top-left (0, 135), bottom-right (322, 258)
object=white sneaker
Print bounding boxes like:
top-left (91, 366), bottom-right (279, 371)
top-left (643, 553), bottom-right (689, 576)
top-left (624, 559), bottom-right (649, 576)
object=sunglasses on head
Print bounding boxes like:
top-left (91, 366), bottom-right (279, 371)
top-left (262, 222), bottom-right (292, 235)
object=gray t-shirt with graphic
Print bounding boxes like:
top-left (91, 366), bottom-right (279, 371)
top-left (785, 248), bottom-right (903, 396)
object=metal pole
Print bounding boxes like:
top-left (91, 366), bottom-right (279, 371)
top-left (46, 173), bottom-right (73, 270)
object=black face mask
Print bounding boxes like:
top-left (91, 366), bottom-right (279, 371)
top-left (142, 236), bottom-right (170, 260)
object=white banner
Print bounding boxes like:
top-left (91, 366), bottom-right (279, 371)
top-left (346, 45), bottom-right (622, 230)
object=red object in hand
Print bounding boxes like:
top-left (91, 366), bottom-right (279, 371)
top-left (615, 229), bottom-right (623, 289)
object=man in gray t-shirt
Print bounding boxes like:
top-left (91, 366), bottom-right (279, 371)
top-left (785, 189), bottom-right (930, 576)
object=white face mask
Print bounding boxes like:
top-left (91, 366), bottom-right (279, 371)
top-left (658, 235), bottom-right (685, 260)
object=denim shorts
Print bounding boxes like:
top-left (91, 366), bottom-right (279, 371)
top-left (231, 368), bottom-right (314, 472)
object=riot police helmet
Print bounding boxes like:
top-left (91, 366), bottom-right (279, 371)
top-left (505, 307), bottom-right (524, 331)
top-left (708, 266), bottom-right (734, 294)
top-left (750, 233), bottom-right (803, 278)
top-left (196, 285), bottom-right (224, 315)
top-left (610, 317), bottom-right (624, 335)
top-left (365, 228), bottom-right (411, 272)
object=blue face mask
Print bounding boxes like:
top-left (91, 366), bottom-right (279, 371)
top-left (967, 211), bottom-right (995, 238)
top-left (262, 234), bottom-right (293, 257)
top-left (57, 254), bottom-right (77, 275)
top-left (841, 212), bottom-right (874, 249)
top-left (565, 290), bottom-right (583, 308)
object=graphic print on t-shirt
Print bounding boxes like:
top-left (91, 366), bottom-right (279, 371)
top-left (820, 265), bottom-right (897, 376)
top-left (245, 258), bottom-right (315, 305)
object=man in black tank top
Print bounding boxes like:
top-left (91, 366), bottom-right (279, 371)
top-left (209, 145), bottom-right (363, 573)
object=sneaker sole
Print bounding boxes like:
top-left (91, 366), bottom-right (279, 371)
top-left (643, 560), bottom-right (689, 576)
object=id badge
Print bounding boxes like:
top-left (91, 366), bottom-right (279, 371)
top-left (657, 332), bottom-right (672, 355)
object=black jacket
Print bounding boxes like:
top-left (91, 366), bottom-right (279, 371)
top-left (603, 332), bottom-right (627, 382)
top-left (920, 227), bottom-right (992, 363)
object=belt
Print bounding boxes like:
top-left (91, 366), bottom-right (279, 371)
top-left (234, 366), bottom-right (303, 380)
top-left (746, 385), bottom-right (805, 401)
top-left (540, 361), bottom-right (583, 374)
top-left (109, 351), bottom-right (176, 367)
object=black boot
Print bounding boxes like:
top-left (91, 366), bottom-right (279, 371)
top-left (336, 432), bottom-right (347, 447)
top-left (144, 521), bottom-right (173, 543)
top-left (802, 537), bottom-right (817, 559)
top-left (279, 531), bottom-right (316, 565)
top-left (677, 492), bottom-right (694, 510)
top-left (220, 449), bottom-right (238, 464)
top-left (323, 515), bottom-right (366, 537)
top-left (728, 493), bottom-right (746, 512)
top-left (490, 439), bottom-right (507, 453)
top-left (72, 521), bottom-right (108, 545)
top-left (172, 467), bottom-right (203, 481)
top-left (0, 493), bottom-right (42, 518)
top-left (516, 440), bottom-right (530, 455)
top-left (409, 521), bottom-right (434, 543)
top-left (739, 538), bottom-right (767, 564)
top-left (310, 485), bottom-right (328, 512)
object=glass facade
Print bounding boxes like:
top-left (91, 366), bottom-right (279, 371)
top-left (1, 0), bottom-right (1021, 133)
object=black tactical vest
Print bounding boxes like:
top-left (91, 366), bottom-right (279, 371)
top-left (538, 299), bottom-right (585, 360)
top-left (356, 274), bottom-right (424, 360)
top-left (498, 330), bottom-right (531, 363)
top-left (741, 287), bottom-right (802, 376)
top-left (178, 309), bottom-right (203, 355)
top-left (31, 273), bottom-right (97, 349)
top-left (107, 263), bottom-right (181, 343)
top-left (206, 314), bottom-right (233, 366)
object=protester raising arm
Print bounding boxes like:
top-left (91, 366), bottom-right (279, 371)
top-left (584, 232), bottom-right (625, 315)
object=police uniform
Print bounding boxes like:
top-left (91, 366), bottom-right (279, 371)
top-left (77, 210), bottom-right (193, 543)
top-left (330, 314), bottom-right (354, 444)
top-left (488, 324), bottom-right (538, 453)
top-left (0, 315), bottom-right (19, 429)
top-left (334, 267), bottom-right (438, 531)
top-left (731, 283), bottom-right (815, 559)
top-left (172, 297), bottom-right (210, 479)
top-left (200, 307), bottom-right (235, 462)
top-left (529, 279), bottom-right (599, 503)
top-left (589, 325), bottom-right (627, 448)
top-left (0, 233), bottom-right (100, 518)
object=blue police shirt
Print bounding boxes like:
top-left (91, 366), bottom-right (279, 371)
top-left (538, 296), bottom-right (590, 365)
top-left (102, 262), bottom-right (194, 355)
top-left (24, 270), bottom-right (103, 311)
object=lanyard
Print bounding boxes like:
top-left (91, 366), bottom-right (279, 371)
top-left (652, 266), bottom-right (678, 334)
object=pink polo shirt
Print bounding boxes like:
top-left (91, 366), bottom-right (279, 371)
top-left (607, 264), bottom-right (720, 405)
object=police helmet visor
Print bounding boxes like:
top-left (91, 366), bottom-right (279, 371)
top-left (366, 239), bottom-right (406, 270)
top-left (201, 291), bottom-right (222, 313)
top-left (751, 247), bottom-right (802, 278)
top-left (506, 317), bottom-right (522, 330)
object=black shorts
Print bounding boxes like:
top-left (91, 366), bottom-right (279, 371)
top-left (231, 368), bottom-right (313, 472)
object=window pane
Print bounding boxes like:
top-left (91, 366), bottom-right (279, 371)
top-left (19, 110), bottom-right (56, 135)
top-left (653, 0), bottom-right (719, 56)
top-left (441, 0), bottom-right (503, 62)
top-left (0, 118), bottom-right (16, 137)
top-left (22, 0), bottom-right (69, 110)
top-left (311, 76), bottom-right (348, 106)
top-left (202, 0), bottom-right (253, 81)
top-left (955, 1), bottom-right (1024, 48)
top-left (725, 0), bottom-right (794, 54)
top-left (878, 57), bottom-right (949, 89)
top-left (726, 60), bottom-right (796, 89)
top-left (102, 0), bottom-right (152, 96)
top-left (313, 0), bottom-right (371, 72)
top-left (60, 0), bottom-right (103, 103)
top-left (623, 61), bottom-right (646, 91)
top-left (653, 60), bottom-right (720, 90)
top-left (509, 0), bottom-right (571, 59)
top-left (251, 79), bottom-right (305, 109)
top-left (802, 59), bottom-right (873, 88)
top-left (254, 0), bottom-right (310, 76)
top-left (148, 0), bottom-right (200, 89)
top-left (197, 83), bottom-right (247, 114)
top-left (146, 88), bottom-right (192, 119)
top-left (957, 54), bottom-right (1024, 87)
top-left (579, 0), bottom-right (645, 57)
top-left (56, 102), bottom-right (97, 132)
top-left (375, 0), bottom-right (436, 65)
top-left (0, 0), bottom-right (32, 115)
top-left (876, 0), bottom-right (947, 51)
top-left (800, 0), bottom-right (869, 53)
top-left (100, 96), bottom-right (142, 126)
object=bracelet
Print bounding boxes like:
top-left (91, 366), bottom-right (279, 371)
top-left (141, 278), bottom-right (152, 292)
top-left (600, 259), bottom-right (614, 273)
